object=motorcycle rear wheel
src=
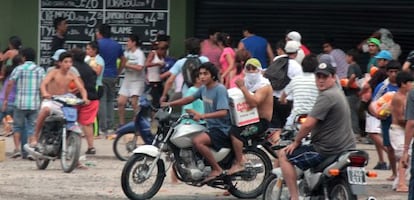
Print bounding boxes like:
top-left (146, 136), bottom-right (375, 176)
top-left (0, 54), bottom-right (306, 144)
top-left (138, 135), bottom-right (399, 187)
top-left (329, 178), bottom-right (357, 200)
top-left (227, 148), bottom-right (272, 199)
top-left (60, 132), bottom-right (81, 173)
top-left (113, 133), bottom-right (144, 161)
top-left (36, 134), bottom-right (50, 170)
top-left (121, 153), bottom-right (165, 200)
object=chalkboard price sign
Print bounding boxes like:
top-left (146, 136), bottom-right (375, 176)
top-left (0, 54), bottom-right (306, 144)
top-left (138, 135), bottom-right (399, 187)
top-left (39, 0), bottom-right (169, 67)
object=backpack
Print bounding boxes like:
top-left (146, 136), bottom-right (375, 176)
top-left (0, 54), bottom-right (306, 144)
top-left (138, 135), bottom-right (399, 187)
top-left (264, 55), bottom-right (290, 90)
top-left (182, 56), bottom-right (202, 87)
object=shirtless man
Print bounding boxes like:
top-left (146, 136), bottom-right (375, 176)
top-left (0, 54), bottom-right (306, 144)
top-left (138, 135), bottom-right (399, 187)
top-left (390, 71), bottom-right (413, 192)
top-left (228, 58), bottom-right (273, 175)
top-left (29, 52), bottom-right (89, 148)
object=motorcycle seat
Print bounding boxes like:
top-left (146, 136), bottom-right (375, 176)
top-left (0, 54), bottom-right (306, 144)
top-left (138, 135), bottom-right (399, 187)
top-left (310, 154), bottom-right (339, 173)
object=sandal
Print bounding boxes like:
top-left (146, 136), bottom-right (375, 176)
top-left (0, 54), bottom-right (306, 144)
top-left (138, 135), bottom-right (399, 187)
top-left (85, 147), bottom-right (96, 155)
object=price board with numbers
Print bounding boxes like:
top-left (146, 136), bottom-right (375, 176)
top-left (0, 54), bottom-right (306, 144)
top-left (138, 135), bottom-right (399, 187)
top-left (39, 0), bottom-right (169, 67)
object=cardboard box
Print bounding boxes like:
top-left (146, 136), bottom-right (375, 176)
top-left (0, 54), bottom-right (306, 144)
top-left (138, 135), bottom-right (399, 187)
top-left (0, 139), bottom-right (5, 162)
top-left (228, 88), bottom-right (260, 127)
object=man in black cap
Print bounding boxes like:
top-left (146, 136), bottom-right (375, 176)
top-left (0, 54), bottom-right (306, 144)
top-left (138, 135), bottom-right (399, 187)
top-left (51, 17), bottom-right (68, 52)
top-left (276, 63), bottom-right (356, 200)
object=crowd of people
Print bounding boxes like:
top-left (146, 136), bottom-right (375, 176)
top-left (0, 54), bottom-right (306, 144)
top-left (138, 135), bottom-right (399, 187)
top-left (1, 18), bottom-right (414, 197)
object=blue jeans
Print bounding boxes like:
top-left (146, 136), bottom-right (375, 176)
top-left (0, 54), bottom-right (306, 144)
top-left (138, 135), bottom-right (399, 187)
top-left (13, 109), bottom-right (38, 157)
top-left (98, 77), bottom-right (116, 131)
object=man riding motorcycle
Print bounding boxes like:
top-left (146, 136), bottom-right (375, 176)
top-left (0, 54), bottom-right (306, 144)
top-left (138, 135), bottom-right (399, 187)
top-left (161, 62), bottom-right (232, 183)
top-left (277, 63), bottom-right (356, 200)
top-left (228, 58), bottom-right (273, 175)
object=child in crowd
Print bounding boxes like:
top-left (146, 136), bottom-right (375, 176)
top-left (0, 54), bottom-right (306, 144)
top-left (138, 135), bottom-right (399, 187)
top-left (390, 71), bottom-right (413, 192)
top-left (3, 55), bottom-right (22, 158)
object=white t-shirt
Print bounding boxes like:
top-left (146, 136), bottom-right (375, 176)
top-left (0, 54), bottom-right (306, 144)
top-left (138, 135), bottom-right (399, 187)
top-left (147, 50), bottom-right (163, 82)
top-left (124, 48), bottom-right (146, 82)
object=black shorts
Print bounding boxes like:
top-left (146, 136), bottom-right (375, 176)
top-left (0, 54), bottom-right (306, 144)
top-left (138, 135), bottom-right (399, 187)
top-left (206, 127), bottom-right (231, 151)
top-left (229, 118), bottom-right (270, 144)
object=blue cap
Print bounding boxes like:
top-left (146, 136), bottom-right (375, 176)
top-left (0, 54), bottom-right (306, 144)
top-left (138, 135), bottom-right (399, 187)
top-left (374, 50), bottom-right (392, 61)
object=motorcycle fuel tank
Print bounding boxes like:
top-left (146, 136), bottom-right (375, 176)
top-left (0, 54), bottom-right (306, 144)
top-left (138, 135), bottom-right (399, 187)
top-left (170, 123), bottom-right (207, 148)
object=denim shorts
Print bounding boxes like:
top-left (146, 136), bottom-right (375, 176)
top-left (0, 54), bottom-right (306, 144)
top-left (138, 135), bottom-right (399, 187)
top-left (288, 145), bottom-right (325, 170)
top-left (13, 109), bottom-right (38, 135)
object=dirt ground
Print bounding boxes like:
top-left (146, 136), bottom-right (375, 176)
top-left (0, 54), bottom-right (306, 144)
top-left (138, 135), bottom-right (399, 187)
top-left (0, 136), bottom-right (409, 200)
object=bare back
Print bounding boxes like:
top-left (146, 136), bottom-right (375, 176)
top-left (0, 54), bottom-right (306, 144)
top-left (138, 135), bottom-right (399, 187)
top-left (255, 85), bottom-right (273, 121)
top-left (391, 91), bottom-right (406, 127)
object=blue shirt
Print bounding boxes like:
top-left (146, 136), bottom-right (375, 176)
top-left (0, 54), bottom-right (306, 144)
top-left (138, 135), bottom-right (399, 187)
top-left (169, 55), bottom-right (209, 94)
top-left (241, 35), bottom-right (269, 69)
top-left (98, 38), bottom-right (123, 78)
top-left (182, 86), bottom-right (205, 124)
top-left (192, 84), bottom-right (231, 134)
top-left (372, 80), bottom-right (398, 101)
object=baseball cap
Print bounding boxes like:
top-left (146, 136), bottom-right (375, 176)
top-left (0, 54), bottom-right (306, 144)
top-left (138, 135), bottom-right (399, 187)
top-left (367, 37), bottom-right (381, 47)
top-left (285, 40), bottom-right (300, 53)
top-left (52, 49), bottom-right (66, 61)
top-left (315, 63), bottom-right (336, 76)
top-left (286, 31), bottom-right (302, 42)
top-left (374, 50), bottom-right (392, 61)
top-left (245, 58), bottom-right (262, 70)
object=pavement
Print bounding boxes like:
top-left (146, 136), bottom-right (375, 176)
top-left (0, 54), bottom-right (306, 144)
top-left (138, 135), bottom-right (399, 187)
top-left (0, 135), bottom-right (409, 199)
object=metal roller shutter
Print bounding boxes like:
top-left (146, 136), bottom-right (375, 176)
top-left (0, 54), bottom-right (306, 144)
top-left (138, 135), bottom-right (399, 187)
top-left (194, 0), bottom-right (414, 63)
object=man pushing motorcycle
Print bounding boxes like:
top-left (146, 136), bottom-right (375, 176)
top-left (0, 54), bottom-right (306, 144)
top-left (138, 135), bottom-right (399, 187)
top-left (161, 62), bottom-right (232, 183)
top-left (278, 63), bottom-right (356, 200)
top-left (228, 58), bottom-right (273, 175)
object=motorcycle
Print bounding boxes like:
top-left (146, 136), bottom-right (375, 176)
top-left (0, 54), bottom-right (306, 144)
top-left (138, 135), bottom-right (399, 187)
top-left (113, 90), bottom-right (156, 161)
top-left (24, 94), bottom-right (84, 173)
top-left (121, 107), bottom-right (273, 200)
top-left (262, 115), bottom-right (377, 200)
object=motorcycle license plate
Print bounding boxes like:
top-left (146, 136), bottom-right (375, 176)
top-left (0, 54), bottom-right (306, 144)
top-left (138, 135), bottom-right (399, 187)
top-left (347, 167), bottom-right (366, 185)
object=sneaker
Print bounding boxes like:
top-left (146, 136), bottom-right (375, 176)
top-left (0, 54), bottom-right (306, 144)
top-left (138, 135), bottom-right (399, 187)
top-left (373, 162), bottom-right (388, 170)
top-left (10, 149), bottom-right (21, 158)
top-left (85, 147), bottom-right (96, 155)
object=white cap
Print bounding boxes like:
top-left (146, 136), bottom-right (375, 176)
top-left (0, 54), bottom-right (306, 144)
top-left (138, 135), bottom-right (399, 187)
top-left (285, 41), bottom-right (301, 53)
top-left (286, 31), bottom-right (302, 42)
top-left (52, 49), bottom-right (66, 61)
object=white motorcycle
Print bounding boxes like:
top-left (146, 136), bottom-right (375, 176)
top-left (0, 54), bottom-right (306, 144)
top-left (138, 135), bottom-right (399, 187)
top-left (121, 107), bottom-right (273, 200)
top-left (262, 115), bottom-right (377, 200)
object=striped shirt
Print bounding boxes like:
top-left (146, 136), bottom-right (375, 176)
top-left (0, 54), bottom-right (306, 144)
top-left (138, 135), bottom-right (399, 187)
top-left (10, 61), bottom-right (45, 110)
top-left (284, 73), bottom-right (319, 115)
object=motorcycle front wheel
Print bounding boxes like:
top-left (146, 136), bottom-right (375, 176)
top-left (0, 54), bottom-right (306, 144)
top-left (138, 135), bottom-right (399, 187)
top-left (329, 178), bottom-right (357, 200)
top-left (60, 132), bottom-right (81, 173)
top-left (227, 148), bottom-right (272, 199)
top-left (121, 153), bottom-right (165, 200)
top-left (35, 133), bottom-right (50, 170)
top-left (113, 133), bottom-right (145, 161)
